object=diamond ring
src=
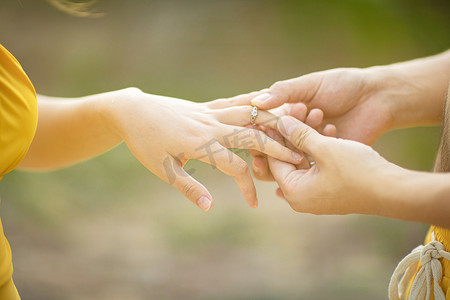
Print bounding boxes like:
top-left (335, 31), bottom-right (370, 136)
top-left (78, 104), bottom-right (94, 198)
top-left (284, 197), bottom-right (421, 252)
top-left (250, 106), bottom-right (258, 125)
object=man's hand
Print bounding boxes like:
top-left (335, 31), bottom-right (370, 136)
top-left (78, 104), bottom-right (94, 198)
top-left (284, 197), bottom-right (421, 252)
top-left (267, 116), bottom-right (394, 215)
top-left (252, 68), bottom-right (393, 145)
top-left (266, 116), bottom-right (450, 228)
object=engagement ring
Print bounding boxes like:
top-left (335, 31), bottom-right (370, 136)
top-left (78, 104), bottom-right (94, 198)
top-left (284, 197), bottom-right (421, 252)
top-left (250, 106), bottom-right (258, 125)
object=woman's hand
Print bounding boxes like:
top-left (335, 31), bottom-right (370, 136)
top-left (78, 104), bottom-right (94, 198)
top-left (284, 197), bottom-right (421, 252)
top-left (100, 89), bottom-right (303, 211)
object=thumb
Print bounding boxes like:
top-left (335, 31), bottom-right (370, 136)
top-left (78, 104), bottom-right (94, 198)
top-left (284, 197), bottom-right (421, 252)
top-left (251, 74), bottom-right (320, 110)
top-left (277, 116), bottom-right (327, 157)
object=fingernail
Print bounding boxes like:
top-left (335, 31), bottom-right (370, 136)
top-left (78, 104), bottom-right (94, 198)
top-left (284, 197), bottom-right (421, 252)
top-left (279, 117), bottom-right (298, 136)
top-left (292, 152), bottom-right (303, 162)
top-left (197, 196), bottom-right (211, 211)
top-left (251, 93), bottom-right (272, 106)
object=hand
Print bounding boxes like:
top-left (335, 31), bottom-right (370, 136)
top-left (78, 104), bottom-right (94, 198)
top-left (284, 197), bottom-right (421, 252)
top-left (267, 116), bottom-right (398, 215)
top-left (251, 68), bottom-right (395, 145)
top-left (101, 89), bottom-right (303, 211)
top-left (250, 103), bottom-right (336, 181)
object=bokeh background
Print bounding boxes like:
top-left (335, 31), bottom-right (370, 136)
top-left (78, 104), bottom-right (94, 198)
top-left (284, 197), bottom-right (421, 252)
top-left (1, 0), bottom-right (450, 299)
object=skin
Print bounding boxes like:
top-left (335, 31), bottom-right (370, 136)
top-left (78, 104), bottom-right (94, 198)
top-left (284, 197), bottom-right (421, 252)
top-left (250, 50), bottom-right (450, 227)
top-left (19, 89), bottom-right (307, 211)
top-left (253, 50), bottom-right (450, 143)
top-left (269, 116), bottom-right (450, 228)
top-left (250, 104), bottom-right (336, 181)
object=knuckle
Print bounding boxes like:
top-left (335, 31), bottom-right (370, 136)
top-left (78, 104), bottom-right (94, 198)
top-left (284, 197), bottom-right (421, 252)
top-left (247, 129), bottom-right (258, 140)
top-left (234, 160), bottom-right (250, 176)
top-left (290, 126), bottom-right (329, 155)
top-left (252, 166), bottom-right (266, 179)
top-left (181, 181), bottom-right (197, 198)
top-left (270, 81), bottom-right (292, 101)
top-left (198, 136), bottom-right (213, 147)
top-left (123, 87), bottom-right (143, 96)
top-left (240, 106), bottom-right (253, 116)
top-left (205, 98), bottom-right (222, 108)
top-left (291, 127), bottom-right (312, 150)
top-left (270, 80), bottom-right (289, 92)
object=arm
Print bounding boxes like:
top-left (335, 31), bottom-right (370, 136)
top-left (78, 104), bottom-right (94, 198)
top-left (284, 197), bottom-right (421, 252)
top-left (369, 49), bottom-right (450, 129)
top-left (20, 88), bottom-right (304, 210)
top-left (267, 116), bottom-right (450, 228)
top-left (378, 168), bottom-right (450, 226)
top-left (250, 50), bottom-right (450, 181)
top-left (19, 91), bottom-right (126, 169)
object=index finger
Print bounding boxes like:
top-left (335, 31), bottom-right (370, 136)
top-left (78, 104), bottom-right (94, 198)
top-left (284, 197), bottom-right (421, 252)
top-left (219, 125), bottom-right (303, 165)
top-left (207, 89), bottom-right (269, 109)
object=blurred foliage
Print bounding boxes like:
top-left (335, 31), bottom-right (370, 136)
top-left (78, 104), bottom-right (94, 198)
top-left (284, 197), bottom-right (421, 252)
top-left (0, 0), bottom-right (449, 299)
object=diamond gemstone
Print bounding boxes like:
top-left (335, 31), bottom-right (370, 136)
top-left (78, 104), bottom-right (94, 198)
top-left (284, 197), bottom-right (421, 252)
top-left (251, 107), bottom-right (258, 117)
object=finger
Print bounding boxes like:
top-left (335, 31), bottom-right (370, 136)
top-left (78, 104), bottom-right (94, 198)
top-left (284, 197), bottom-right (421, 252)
top-left (252, 156), bottom-right (275, 181)
top-left (277, 116), bottom-right (329, 159)
top-left (266, 156), bottom-right (297, 191)
top-left (267, 155), bottom-right (311, 197)
top-left (265, 128), bottom-right (310, 170)
top-left (215, 105), bottom-right (280, 129)
top-left (305, 108), bottom-right (324, 130)
top-left (269, 103), bottom-right (291, 117)
top-left (196, 142), bottom-right (258, 208)
top-left (207, 89), bottom-right (269, 109)
top-left (219, 125), bottom-right (304, 164)
top-left (289, 103), bottom-right (308, 122)
top-left (248, 149), bottom-right (263, 158)
top-left (323, 124), bottom-right (337, 137)
top-left (252, 73), bottom-right (322, 110)
top-left (269, 103), bottom-right (308, 124)
top-left (160, 155), bottom-right (213, 211)
top-left (249, 147), bottom-right (275, 181)
top-left (276, 188), bottom-right (286, 199)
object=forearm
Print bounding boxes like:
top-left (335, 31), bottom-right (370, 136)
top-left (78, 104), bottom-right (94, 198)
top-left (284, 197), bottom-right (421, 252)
top-left (373, 166), bottom-right (450, 228)
top-left (18, 88), bottom-right (139, 170)
top-left (368, 50), bottom-right (450, 128)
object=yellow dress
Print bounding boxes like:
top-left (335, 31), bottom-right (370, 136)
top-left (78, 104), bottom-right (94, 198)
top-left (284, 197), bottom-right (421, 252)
top-left (403, 227), bottom-right (450, 299)
top-left (425, 226), bottom-right (450, 298)
top-left (0, 44), bottom-right (38, 299)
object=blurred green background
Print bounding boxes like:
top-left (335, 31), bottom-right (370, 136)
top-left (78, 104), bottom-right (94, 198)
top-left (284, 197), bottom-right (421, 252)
top-left (1, 0), bottom-right (449, 299)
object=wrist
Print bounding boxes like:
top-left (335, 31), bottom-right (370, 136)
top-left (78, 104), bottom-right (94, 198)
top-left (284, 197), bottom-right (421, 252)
top-left (370, 164), bottom-right (420, 220)
top-left (371, 164), bottom-right (450, 227)
top-left (365, 51), bottom-right (450, 129)
top-left (365, 65), bottom-right (428, 130)
top-left (92, 87), bottom-right (146, 142)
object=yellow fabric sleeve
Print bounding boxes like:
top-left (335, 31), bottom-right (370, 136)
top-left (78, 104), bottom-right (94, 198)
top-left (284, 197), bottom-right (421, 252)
top-left (0, 44), bottom-right (38, 179)
top-left (0, 44), bottom-right (39, 299)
